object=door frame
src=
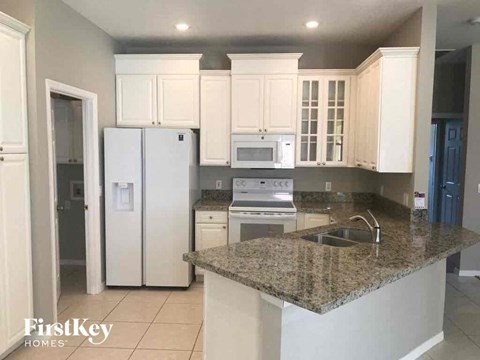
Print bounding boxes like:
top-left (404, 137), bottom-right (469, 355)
top-left (45, 80), bottom-right (103, 315)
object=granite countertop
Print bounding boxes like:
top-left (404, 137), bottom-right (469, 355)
top-left (184, 204), bottom-right (480, 314)
top-left (193, 199), bottom-right (231, 212)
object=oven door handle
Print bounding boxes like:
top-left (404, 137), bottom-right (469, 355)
top-left (229, 212), bottom-right (297, 220)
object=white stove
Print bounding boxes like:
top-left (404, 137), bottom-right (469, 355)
top-left (228, 178), bottom-right (297, 243)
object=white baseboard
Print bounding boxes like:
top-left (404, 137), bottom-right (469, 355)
top-left (399, 332), bottom-right (444, 360)
top-left (60, 259), bottom-right (86, 266)
top-left (454, 268), bottom-right (480, 277)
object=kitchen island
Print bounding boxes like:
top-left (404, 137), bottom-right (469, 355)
top-left (184, 204), bottom-right (480, 360)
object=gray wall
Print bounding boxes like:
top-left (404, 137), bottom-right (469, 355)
top-left (376, 2), bottom-right (437, 207)
top-left (460, 44), bottom-right (480, 271)
top-left (57, 164), bottom-right (86, 261)
top-left (126, 42), bottom-right (376, 70)
top-left (200, 167), bottom-right (376, 192)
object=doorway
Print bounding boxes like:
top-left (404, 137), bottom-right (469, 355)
top-left (51, 95), bottom-right (87, 305)
top-left (45, 80), bottom-right (102, 322)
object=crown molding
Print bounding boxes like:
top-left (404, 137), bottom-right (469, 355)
top-left (356, 47), bottom-right (419, 74)
top-left (299, 69), bottom-right (356, 76)
top-left (227, 53), bottom-right (303, 60)
top-left (0, 11), bottom-right (30, 34)
top-left (115, 54), bottom-right (203, 60)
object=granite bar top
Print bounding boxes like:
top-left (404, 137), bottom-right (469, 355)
top-left (184, 205), bottom-right (480, 314)
top-left (193, 199), bottom-right (231, 212)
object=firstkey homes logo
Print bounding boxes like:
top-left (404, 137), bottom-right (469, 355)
top-left (24, 318), bottom-right (112, 347)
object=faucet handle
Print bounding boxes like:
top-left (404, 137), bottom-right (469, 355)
top-left (367, 210), bottom-right (380, 228)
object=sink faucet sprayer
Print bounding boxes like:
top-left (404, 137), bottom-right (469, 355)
top-left (349, 210), bottom-right (382, 244)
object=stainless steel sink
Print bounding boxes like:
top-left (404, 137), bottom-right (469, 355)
top-left (325, 228), bottom-right (373, 243)
top-left (301, 234), bottom-right (358, 247)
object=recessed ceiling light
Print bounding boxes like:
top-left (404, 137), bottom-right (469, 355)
top-left (175, 23), bottom-right (190, 31)
top-left (305, 21), bottom-right (319, 29)
top-left (469, 17), bottom-right (480, 25)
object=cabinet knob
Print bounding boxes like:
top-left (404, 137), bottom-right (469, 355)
top-left (357, 164), bottom-right (361, 167)
top-left (323, 162), bottom-right (326, 166)
top-left (258, 129), bottom-right (262, 132)
top-left (222, 226), bottom-right (226, 229)
top-left (372, 166), bottom-right (376, 170)
top-left (209, 216), bottom-right (213, 219)
top-left (226, 161), bottom-right (229, 165)
top-left (0, 146), bottom-right (3, 151)
top-left (264, 129), bottom-right (267, 132)
top-left (73, 159), bottom-right (77, 163)
top-left (0, 157), bottom-right (4, 161)
top-left (152, 121), bottom-right (155, 125)
top-left (68, 159), bottom-right (72, 163)
top-left (317, 162), bottom-right (320, 166)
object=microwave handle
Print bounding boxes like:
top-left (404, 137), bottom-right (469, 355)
top-left (277, 141), bottom-right (282, 164)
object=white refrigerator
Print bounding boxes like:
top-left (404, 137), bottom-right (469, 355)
top-left (104, 128), bottom-right (199, 287)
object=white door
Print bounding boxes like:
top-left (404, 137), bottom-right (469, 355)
top-left (0, 154), bottom-right (33, 348)
top-left (200, 76), bottom-right (231, 166)
top-left (50, 104), bottom-right (62, 302)
top-left (116, 75), bottom-right (157, 127)
top-left (195, 223), bottom-right (228, 275)
top-left (231, 75), bottom-right (264, 133)
top-left (264, 75), bottom-right (297, 134)
top-left (71, 101), bottom-right (83, 163)
top-left (158, 75), bottom-right (199, 128)
top-left (0, 24), bottom-right (28, 154)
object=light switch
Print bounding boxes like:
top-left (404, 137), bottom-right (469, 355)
top-left (325, 182), bottom-right (332, 192)
top-left (216, 180), bottom-right (222, 190)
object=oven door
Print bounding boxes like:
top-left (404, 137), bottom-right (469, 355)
top-left (228, 211), bottom-right (297, 244)
top-left (231, 140), bottom-right (279, 168)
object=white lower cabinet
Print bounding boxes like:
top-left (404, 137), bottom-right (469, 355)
top-left (0, 154), bottom-right (33, 353)
top-left (297, 213), bottom-right (331, 231)
top-left (195, 211), bottom-right (228, 276)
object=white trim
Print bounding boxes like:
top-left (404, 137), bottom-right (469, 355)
top-left (298, 69), bottom-right (356, 76)
top-left (0, 11), bottom-right (30, 34)
top-left (454, 268), bottom-right (480, 277)
top-left (45, 80), bottom-right (103, 325)
top-left (227, 53), bottom-right (303, 60)
top-left (59, 259), bottom-right (86, 266)
top-left (114, 54), bottom-right (202, 60)
top-left (200, 70), bottom-right (231, 76)
top-left (356, 47), bottom-right (420, 74)
top-left (399, 332), bottom-right (444, 360)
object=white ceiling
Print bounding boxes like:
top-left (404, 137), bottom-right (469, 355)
top-left (62, 0), bottom-right (480, 49)
top-left (62, 0), bottom-right (425, 47)
top-left (437, 0), bottom-right (480, 49)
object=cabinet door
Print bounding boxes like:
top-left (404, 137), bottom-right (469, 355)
top-left (53, 101), bottom-right (72, 164)
top-left (158, 75), bottom-right (199, 128)
top-left (0, 154), bottom-right (33, 349)
top-left (304, 214), bottom-right (330, 229)
top-left (296, 77), bottom-right (322, 166)
top-left (231, 75), bottom-right (264, 133)
top-left (200, 76), bottom-right (231, 166)
top-left (323, 77), bottom-right (350, 166)
top-left (71, 101), bottom-right (83, 163)
top-left (264, 75), bottom-right (297, 133)
top-left (0, 24), bottom-right (28, 154)
top-left (195, 223), bottom-right (228, 275)
top-left (366, 60), bottom-right (381, 171)
top-left (355, 71), bottom-right (368, 168)
top-left (116, 75), bottom-right (157, 127)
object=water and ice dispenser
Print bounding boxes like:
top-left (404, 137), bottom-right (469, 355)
top-left (112, 182), bottom-right (134, 211)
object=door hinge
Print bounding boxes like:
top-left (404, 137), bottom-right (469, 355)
top-left (84, 205), bottom-right (88, 211)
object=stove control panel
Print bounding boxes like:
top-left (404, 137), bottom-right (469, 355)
top-left (233, 178), bottom-right (294, 191)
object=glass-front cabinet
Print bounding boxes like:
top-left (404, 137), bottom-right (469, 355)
top-left (296, 76), bottom-right (351, 167)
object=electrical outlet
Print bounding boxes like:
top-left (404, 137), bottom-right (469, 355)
top-left (216, 180), bottom-right (222, 190)
top-left (403, 193), bottom-right (409, 207)
top-left (380, 185), bottom-right (384, 196)
top-left (325, 182), bottom-right (332, 192)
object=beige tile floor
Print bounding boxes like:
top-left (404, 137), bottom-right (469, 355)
top-left (7, 266), bottom-right (203, 360)
top-left (6, 267), bottom-right (480, 359)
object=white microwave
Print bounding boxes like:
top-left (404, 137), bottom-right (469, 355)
top-left (231, 134), bottom-right (295, 168)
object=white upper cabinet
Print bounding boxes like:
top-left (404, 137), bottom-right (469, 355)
top-left (0, 22), bottom-right (28, 154)
top-left (296, 73), bottom-right (352, 167)
top-left (200, 74), bottom-right (231, 166)
top-left (115, 54), bottom-right (202, 129)
top-left (264, 75), bottom-right (297, 133)
top-left (53, 100), bottom-right (83, 164)
top-left (229, 54), bottom-right (302, 134)
top-left (158, 75), bottom-right (199, 128)
top-left (355, 48), bottom-right (418, 173)
top-left (116, 75), bottom-right (157, 127)
top-left (231, 75), bottom-right (264, 133)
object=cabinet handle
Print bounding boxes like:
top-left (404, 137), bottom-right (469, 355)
top-left (258, 129), bottom-right (262, 132)
top-left (222, 226), bottom-right (226, 229)
top-left (0, 146), bottom-right (3, 152)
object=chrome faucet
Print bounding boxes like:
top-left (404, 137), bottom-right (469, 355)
top-left (349, 210), bottom-right (382, 244)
